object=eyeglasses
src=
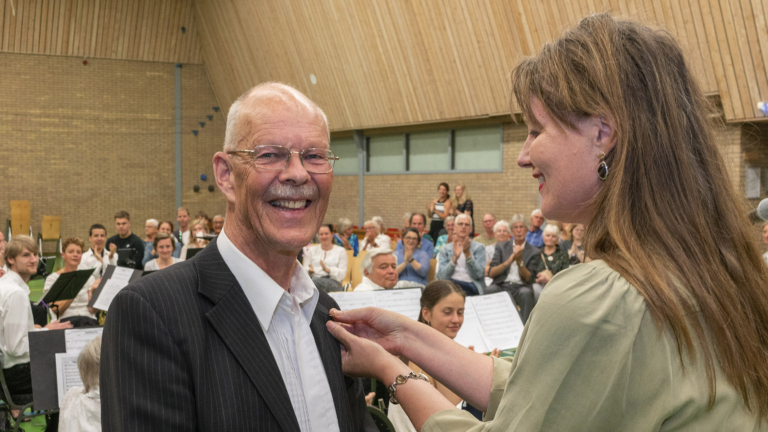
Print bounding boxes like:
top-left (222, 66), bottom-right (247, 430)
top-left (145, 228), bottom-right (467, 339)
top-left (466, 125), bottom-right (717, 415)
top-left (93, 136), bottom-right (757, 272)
top-left (228, 145), bottom-right (339, 174)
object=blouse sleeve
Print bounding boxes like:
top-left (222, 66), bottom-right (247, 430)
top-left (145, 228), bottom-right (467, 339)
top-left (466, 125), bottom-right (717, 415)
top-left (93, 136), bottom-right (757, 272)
top-left (412, 250), bottom-right (430, 277)
top-left (328, 247), bottom-right (348, 282)
top-left (423, 262), bottom-right (660, 432)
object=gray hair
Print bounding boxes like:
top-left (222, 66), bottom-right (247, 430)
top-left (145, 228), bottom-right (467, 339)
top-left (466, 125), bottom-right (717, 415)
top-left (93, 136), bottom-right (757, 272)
top-left (145, 219), bottom-right (159, 228)
top-left (338, 217), bottom-right (353, 233)
top-left (509, 214), bottom-right (528, 229)
top-left (493, 220), bottom-right (511, 234)
top-left (530, 209), bottom-right (543, 218)
top-left (402, 212), bottom-right (412, 222)
top-left (223, 82), bottom-right (329, 152)
top-left (213, 214), bottom-right (225, 222)
top-left (78, 335), bottom-right (102, 393)
top-left (371, 216), bottom-right (384, 231)
top-left (456, 214), bottom-right (472, 225)
top-left (444, 215), bottom-right (455, 223)
top-left (363, 220), bottom-right (380, 235)
top-left (543, 224), bottom-right (560, 237)
top-left (361, 248), bottom-right (396, 273)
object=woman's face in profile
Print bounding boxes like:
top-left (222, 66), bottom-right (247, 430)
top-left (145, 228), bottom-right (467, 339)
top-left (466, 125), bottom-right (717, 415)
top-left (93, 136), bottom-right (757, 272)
top-left (518, 97), bottom-right (606, 224)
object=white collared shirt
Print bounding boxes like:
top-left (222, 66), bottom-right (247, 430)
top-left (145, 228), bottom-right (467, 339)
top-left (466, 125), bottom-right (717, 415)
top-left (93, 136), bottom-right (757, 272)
top-left (217, 229), bottom-right (340, 432)
top-left (354, 276), bottom-right (385, 292)
top-left (79, 248), bottom-right (115, 278)
top-left (0, 270), bottom-right (36, 368)
top-left (302, 244), bottom-right (348, 282)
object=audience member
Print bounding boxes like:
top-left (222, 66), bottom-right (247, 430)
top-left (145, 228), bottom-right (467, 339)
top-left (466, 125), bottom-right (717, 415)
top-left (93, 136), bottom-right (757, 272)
top-left (79, 224), bottom-right (114, 278)
top-left (43, 237), bottom-right (98, 323)
top-left (179, 219), bottom-right (210, 261)
top-left (173, 207), bottom-right (191, 246)
top-left (334, 217), bottom-right (359, 256)
top-left (436, 214), bottom-right (486, 296)
top-left (372, 216), bottom-right (386, 236)
top-left (484, 221), bottom-right (512, 283)
top-left (533, 224), bottom-right (570, 297)
top-left (158, 220), bottom-right (182, 259)
top-left (105, 211), bottom-right (145, 270)
top-left (400, 212), bottom-right (412, 236)
top-left (474, 213), bottom-right (497, 246)
top-left (763, 222), bottom-right (768, 266)
top-left (526, 209), bottom-right (545, 248)
top-left (0, 232), bottom-right (6, 277)
top-left (58, 335), bottom-right (101, 432)
top-left (304, 225), bottom-right (348, 292)
top-left (486, 214), bottom-right (539, 323)
top-left (355, 248), bottom-right (398, 291)
top-left (452, 183), bottom-right (474, 235)
top-left (212, 215), bottom-right (225, 235)
top-left (433, 216), bottom-right (454, 258)
top-left (558, 221), bottom-right (572, 245)
top-left (395, 228), bottom-right (430, 287)
top-left (141, 219), bottom-right (159, 266)
top-left (427, 182), bottom-right (453, 241)
top-left (196, 211), bottom-right (212, 232)
top-left (360, 220), bottom-right (390, 252)
top-left (0, 236), bottom-right (71, 419)
top-left (143, 233), bottom-right (179, 271)
top-left (563, 223), bottom-right (586, 264)
top-left (396, 214), bottom-right (435, 257)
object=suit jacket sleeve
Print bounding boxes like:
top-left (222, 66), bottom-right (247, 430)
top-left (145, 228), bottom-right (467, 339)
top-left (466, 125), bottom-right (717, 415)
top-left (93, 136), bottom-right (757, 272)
top-left (101, 289), bottom-right (196, 431)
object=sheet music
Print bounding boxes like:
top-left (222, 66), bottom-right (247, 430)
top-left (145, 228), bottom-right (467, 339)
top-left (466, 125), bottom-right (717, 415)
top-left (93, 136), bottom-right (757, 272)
top-left (453, 300), bottom-right (490, 353)
top-left (64, 328), bottom-right (103, 354)
top-left (328, 291), bottom-right (377, 311)
top-left (374, 289), bottom-right (422, 321)
top-left (55, 353), bottom-right (82, 407)
top-left (92, 267), bottom-right (134, 311)
top-left (472, 292), bottom-right (524, 350)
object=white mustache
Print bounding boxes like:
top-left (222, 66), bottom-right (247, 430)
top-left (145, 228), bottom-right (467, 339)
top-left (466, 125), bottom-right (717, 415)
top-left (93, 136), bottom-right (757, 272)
top-left (267, 183), bottom-right (318, 199)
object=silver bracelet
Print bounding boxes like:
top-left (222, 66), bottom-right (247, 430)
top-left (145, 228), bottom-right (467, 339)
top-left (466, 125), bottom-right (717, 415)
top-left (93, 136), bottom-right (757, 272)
top-left (387, 372), bottom-right (430, 405)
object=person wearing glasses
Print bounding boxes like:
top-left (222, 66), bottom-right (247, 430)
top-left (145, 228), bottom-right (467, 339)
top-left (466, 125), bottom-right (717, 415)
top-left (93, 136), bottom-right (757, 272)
top-left (102, 83), bottom-right (371, 431)
top-left (395, 228), bottom-right (430, 287)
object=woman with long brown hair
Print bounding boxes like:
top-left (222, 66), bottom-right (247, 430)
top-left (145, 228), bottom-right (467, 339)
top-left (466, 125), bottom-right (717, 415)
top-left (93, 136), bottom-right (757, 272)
top-left (326, 14), bottom-right (768, 431)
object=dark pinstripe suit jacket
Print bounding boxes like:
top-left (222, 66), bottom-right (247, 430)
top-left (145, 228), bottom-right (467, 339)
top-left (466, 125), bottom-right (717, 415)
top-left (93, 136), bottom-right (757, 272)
top-left (101, 239), bottom-right (371, 431)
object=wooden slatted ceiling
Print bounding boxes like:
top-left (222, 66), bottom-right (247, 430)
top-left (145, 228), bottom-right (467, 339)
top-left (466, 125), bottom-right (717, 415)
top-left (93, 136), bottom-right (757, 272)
top-left (0, 0), bottom-right (201, 64)
top-left (196, 0), bottom-right (768, 128)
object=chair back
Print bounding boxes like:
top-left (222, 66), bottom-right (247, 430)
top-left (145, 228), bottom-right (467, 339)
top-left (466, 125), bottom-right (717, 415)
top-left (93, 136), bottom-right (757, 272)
top-left (428, 259), bottom-right (437, 282)
top-left (9, 201), bottom-right (30, 237)
top-left (41, 216), bottom-right (61, 241)
top-left (367, 405), bottom-right (396, 432)
top-left (342, 250), bottom-right (354, 287)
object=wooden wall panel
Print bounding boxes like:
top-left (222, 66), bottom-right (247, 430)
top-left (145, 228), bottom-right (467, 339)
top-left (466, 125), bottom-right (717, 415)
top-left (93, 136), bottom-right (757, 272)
top-left (0, 0), bottom-right (201, 63)
top-left (195, 0), bottom-right (768, 128)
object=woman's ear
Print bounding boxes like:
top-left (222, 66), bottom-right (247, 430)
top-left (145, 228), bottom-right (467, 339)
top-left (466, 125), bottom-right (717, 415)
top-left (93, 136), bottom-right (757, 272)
top-left (596, 114), bottom-right (617, 155)
top-left (421, 307), bottom-right (431, 324)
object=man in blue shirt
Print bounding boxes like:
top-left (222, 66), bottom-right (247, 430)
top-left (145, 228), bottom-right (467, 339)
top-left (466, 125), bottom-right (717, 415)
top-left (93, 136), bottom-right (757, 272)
top-left (525, 209), bottom-right (545, 248)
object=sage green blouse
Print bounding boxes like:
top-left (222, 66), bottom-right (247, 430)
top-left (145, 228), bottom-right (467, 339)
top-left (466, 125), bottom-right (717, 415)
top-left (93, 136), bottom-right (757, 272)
top-left (423, 260), bottom-right (764, 431)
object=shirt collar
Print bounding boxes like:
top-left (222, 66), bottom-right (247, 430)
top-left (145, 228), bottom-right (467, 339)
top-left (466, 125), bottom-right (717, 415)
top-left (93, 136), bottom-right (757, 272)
top-left (361, 276), bottom-right (384, 290)
top-left (217, 228), bottom-right (319, 333)
top-left (0, 270), bottom-right (30, 294)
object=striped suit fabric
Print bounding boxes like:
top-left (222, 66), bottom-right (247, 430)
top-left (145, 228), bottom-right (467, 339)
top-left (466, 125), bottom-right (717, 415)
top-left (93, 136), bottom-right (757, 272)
top-left (101, 238), bottom-right (372, 431)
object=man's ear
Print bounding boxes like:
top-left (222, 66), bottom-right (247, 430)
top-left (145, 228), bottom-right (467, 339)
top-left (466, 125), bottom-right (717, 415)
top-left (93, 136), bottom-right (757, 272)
top-left (213, 152), bottom-right (238, 203)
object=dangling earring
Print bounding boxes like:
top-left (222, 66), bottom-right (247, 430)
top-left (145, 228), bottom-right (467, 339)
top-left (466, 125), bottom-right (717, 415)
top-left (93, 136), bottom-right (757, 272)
top-left (597, 152), bottom-right (609, 181)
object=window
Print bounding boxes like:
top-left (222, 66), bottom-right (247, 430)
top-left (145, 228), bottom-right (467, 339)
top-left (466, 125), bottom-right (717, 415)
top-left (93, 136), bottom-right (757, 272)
top-left (367, 135), bottom-right (405, 173)
top-left (454, 126), bottom-right (502, 171)
top-left (408, 131), bottom-right (450, 172)
top-left (330, 137), bottom-right (357, 175)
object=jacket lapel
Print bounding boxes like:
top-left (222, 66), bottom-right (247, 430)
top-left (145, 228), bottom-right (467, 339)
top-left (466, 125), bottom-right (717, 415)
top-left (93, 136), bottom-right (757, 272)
top-left (309, 301), bottom-right (351, 432)
top-left (196, 240), bottom-right (301, 432)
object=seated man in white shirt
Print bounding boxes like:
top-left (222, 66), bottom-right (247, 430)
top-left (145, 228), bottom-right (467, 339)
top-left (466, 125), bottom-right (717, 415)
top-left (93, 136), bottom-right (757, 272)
top-left (0, 236), bottom-right (71, 417)
top-left (354, 248), bottom-right (398, 291)
top-left (79, 224), bottom-right (116, 278)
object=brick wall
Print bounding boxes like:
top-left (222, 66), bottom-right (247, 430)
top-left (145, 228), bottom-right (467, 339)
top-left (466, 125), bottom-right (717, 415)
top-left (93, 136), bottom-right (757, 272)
top-left (0, 53), bottom-right (225, 248)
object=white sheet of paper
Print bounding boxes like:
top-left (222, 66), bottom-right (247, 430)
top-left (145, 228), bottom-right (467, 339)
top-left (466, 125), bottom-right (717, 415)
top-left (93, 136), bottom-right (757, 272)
top-left (472, 292), bottom-right (525, 350)
top-left (374, 289), bottom-right (422, 321)
top-left (328, 291), bottom-right (377, 311)
top-left (93, 278), bottom-right (129, 311)
top-left (110, 266), bottom-right (134, 285)
top-left (55, 353), bottom-right (82, 407)
top-left (64, 328), bottom-right (104, 354)
top-left (453, 299), bottom-right (490, 353)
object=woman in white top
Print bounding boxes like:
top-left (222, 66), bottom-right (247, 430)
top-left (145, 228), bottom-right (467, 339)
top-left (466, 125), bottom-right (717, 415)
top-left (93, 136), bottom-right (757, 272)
top-left (59, 334), bottom-right (101, 432)
top-left (43, 238), bottom-right (97, 322)
top-left (179, 219), bottom-right (210, 261)
top-left (303, 225), bottom-right (348, 292)
top-left (360, 220), bottom-right (391, 252)
top-left (762, 222), bottom-right (768, 266)
top-left (143, 233), bottom-right (180, 271)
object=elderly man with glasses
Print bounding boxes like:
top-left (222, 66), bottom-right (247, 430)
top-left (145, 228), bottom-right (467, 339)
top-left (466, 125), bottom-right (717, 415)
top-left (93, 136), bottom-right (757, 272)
top-left (102, 83), bottom-right (372, 432)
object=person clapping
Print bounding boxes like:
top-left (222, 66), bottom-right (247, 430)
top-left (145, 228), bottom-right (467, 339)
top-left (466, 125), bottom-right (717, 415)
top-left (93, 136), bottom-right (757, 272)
top-left (303, 225), bottom-right (348, 292)
top-left (395, 228), bottom-right (430, 287)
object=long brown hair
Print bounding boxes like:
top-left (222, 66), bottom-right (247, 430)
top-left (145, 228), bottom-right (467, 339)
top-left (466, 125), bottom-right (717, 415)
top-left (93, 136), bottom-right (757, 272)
top-left (418, 280), bottom-right (465, 325)
top-left (512, 14), bottom-right (768, 418)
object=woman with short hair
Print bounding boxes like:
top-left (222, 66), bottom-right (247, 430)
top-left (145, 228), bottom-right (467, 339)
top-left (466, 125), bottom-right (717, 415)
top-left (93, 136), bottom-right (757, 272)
top-left (533, 224), bottom-right (570, 294)
top-left (43, 237), bottom-right (97, 322)
top-left (328, 14), bottom-right (768, 430)
top-left (395, 228), bottom-right (430, 287)
top-left (143, 233), bottom-right (180, 271)
top-left (360, 220), bottom-right (390, 252)
top-left (59, 335), bottom-right (102, 432)
top-left (334, 217), bottom-right (359, 257)
top-left (158, 220), bottom-right (182, 259)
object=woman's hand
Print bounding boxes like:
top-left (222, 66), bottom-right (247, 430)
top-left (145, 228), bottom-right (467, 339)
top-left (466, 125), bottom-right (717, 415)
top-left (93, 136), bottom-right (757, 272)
top-left (320, 260), bottom-right (329, 273)
top-left (535, 272), bottom-right (551, 284)
top-left (329, 307), bottom-right (414, 357)
top-left (326, 317), bottom-right (410, 381)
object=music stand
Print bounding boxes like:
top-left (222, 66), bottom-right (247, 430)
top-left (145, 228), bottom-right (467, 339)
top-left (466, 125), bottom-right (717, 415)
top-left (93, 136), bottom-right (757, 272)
top-left (116, 248), bottom-right (137, 268)
top-left (40, 269), bottom-right (95, 319)
top-left (185, 247), bottom-right (203, 260)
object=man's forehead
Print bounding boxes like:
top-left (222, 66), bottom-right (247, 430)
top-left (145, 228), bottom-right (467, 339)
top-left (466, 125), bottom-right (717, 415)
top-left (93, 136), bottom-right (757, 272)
top-left (374, 254), bottom-right (396, 264)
